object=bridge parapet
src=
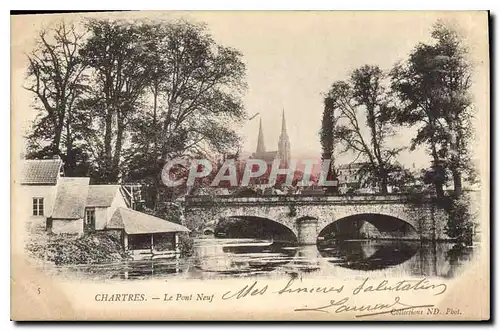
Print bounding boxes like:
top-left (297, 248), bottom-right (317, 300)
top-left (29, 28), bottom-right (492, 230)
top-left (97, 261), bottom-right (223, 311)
top-left (185, 193), bottom-right (435, 206)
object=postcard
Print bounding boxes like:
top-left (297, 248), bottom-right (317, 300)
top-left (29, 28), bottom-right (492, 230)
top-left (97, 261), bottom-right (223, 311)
top-left (10, 10), bottom-right (490, 321)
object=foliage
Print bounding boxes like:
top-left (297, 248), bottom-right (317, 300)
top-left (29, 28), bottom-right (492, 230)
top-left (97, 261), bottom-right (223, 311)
top-left (25, 21), bottom-right (90, 176)
top-left (26, 232), bottom-right (127, 265)
top-left (323, 65), bottom-right (403, 193)
top-left (177, 233), bottom-right (194, 257)
top-left (390, 20), bottom-right (475, 197)
top-left (122, 21), bottom-right (246, 204)
top-left (78, 20), bottom-right (155, 183)
top-left (443, 195), bottom-right (475, 245)
top-left (25, 18), bottom-right (247, 200)
top-left (320, 97), bottom-right (339, 193)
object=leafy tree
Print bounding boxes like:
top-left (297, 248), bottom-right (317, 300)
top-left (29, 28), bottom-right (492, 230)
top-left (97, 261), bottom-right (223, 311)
top-left (79, 20), bottom-right (153, 183)
top-left (324, 65), bottom-right (402, 193)
top-left (320, 97), bottom-right (339, 193)
top-left (430, 22), bottom-right (475, 196)
top-left (390, 21), bottom-right (475, 197)
top-left (123, 21), bottom-right (247, 207)
top-left (25, 21), bottom-right (88, 175)
top-left (443, 195), bottom-right (474, 245)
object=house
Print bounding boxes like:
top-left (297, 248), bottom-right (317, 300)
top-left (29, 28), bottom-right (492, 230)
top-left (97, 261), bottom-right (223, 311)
top-left (19, 158), bottom-right (64, 231)
top-left (49, 177), bottom-right (90, 234)
top-left (86, 185), bottom-right (128, 231)
top-left (19, 159), bottom-right (190, 254)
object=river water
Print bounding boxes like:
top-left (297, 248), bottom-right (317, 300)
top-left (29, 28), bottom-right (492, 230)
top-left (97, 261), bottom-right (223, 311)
top-left (46, 238), bottom-right (475, 281)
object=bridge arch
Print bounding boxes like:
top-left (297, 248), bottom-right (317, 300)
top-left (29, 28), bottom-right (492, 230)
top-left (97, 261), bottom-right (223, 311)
top-left (184, 194), bottom-right (448, 242)
top-left (318, 213), bottom-right (419, 241)
top-left (210, 215), bottom-right (298, 243)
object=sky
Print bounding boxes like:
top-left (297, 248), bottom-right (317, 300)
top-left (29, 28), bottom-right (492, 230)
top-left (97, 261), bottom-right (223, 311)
top-left (11, 11), bottom-right (489, 171)
top-left (158, 11), bottom-right (489, 170)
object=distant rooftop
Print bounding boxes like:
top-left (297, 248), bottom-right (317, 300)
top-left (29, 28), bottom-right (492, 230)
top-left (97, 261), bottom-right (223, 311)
top-left (20, 159), bottom-right (63, 185)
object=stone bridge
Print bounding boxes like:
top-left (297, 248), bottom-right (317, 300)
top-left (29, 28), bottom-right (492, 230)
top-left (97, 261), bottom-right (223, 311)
top-left (183, 194), bottom-right (448, 245)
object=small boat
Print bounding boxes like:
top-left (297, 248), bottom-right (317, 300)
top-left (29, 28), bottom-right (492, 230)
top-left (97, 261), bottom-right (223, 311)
top-left (130, 249), bottom-right (178, 261)
top-left (194, 238), bottom-right (274, 248)
top-left (223, 239), bottom-right (274, 248)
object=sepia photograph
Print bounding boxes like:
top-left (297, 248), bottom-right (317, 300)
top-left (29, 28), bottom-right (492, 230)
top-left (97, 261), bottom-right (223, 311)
top-left (10, 10), bottom-right (490, 321)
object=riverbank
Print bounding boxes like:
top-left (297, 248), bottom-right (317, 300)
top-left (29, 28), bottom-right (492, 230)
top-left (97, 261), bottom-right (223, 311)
top-left (26, 231), bottom-right (128, 265)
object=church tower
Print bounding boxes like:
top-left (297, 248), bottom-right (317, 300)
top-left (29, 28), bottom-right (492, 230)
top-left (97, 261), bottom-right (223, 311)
top-left (256, 118), bottom-right (266, 153)
top-left (277, 109), bottom-right (291, 167)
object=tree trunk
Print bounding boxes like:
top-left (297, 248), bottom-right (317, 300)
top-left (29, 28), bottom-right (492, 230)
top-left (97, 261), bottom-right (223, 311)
top-left (52, 113), bottom-right (64, 156)
top-left (152, 82), bottom-right (159, 153)
top-left (152, 82), bottom-right (158, 126)
top-left (321, 152), bottom-right (338, 194)
top-left (380, 169), bottom-right (388, 194)
top-left (64, 112), bottom-right (74, 176)
top-left (435, 182), bottom-right (445, 199)
top-left (52, 129), bottom-right (62, 156)
top-left (429, 127), bottom-right (444, 199)
top-left (103, 107), bottom-right (114, 182)
top-left (326, 165), bottom-right (338, 194)
top-left (111, 113), bottom-right (125, 183)
top-left (452, 170), bottom-right (462, 197)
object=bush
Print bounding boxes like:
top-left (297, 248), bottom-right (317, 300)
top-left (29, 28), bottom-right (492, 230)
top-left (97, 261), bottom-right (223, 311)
top-left (177, 233), bottom-right (194, 257)
top-left (26, 232), bottom-right (128, 265)
top-left (444, 195), bottom-right (474, 245)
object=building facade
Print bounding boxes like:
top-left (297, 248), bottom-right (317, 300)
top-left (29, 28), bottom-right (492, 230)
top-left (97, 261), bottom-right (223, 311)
top-left (19, 158), bottom-right (64, 232)
top-left (336, 162), bottom-right (382, 193)
top-left (19, 159), bottom-right (189, 255)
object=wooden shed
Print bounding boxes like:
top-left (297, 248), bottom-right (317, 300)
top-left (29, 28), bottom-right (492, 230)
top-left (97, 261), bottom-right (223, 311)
top-left (105, 207), bottom-right (190, 256)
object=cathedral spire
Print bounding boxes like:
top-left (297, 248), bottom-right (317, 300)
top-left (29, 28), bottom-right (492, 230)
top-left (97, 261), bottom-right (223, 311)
top-left (256, 117), bottom-right (266, 153)
top-left (280, 108), bottom-right (288, 137)
top-left (277, 109), bottom-right (291, 167)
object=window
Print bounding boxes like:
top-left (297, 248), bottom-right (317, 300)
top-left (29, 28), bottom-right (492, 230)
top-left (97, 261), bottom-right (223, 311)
top-left (32, 198), bottom-right (44, 216)
top-left (85, 208), bottom-right (96, 230)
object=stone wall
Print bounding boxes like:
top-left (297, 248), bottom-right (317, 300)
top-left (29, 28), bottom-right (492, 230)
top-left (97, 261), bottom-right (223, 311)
top-left (183, 195), bottom-right (450, 242)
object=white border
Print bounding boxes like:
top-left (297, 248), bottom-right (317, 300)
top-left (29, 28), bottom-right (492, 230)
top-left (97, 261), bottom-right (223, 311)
top-left (3, 1), bottom-right (497, 330)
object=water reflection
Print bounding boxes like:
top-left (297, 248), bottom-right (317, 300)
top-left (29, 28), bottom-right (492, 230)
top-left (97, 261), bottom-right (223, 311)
top-left (45, 238), bottom-right (475, 280)
top-left (318, 240), bottom-right (420, 271)
top-left (193, 238), bottom-right (297, 276)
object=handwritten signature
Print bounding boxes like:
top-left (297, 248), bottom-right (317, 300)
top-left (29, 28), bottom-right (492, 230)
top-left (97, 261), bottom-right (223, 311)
top-left (220, 278), bottom-right (445, 318)
top-left (294, 296), bottom-right (434, 318)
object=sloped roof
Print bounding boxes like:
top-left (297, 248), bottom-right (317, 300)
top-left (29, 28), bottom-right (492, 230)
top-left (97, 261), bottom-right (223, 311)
top-left (251, 151), bottom-right (278, 162)
top-left (20, 159), bottom-right (63, 185)
top-left (106, 207), bottom-right (190, 235)
top-left (87, 185), bottom-right (121, 207)
top-left (51, 177), bottom-right (90, 219)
